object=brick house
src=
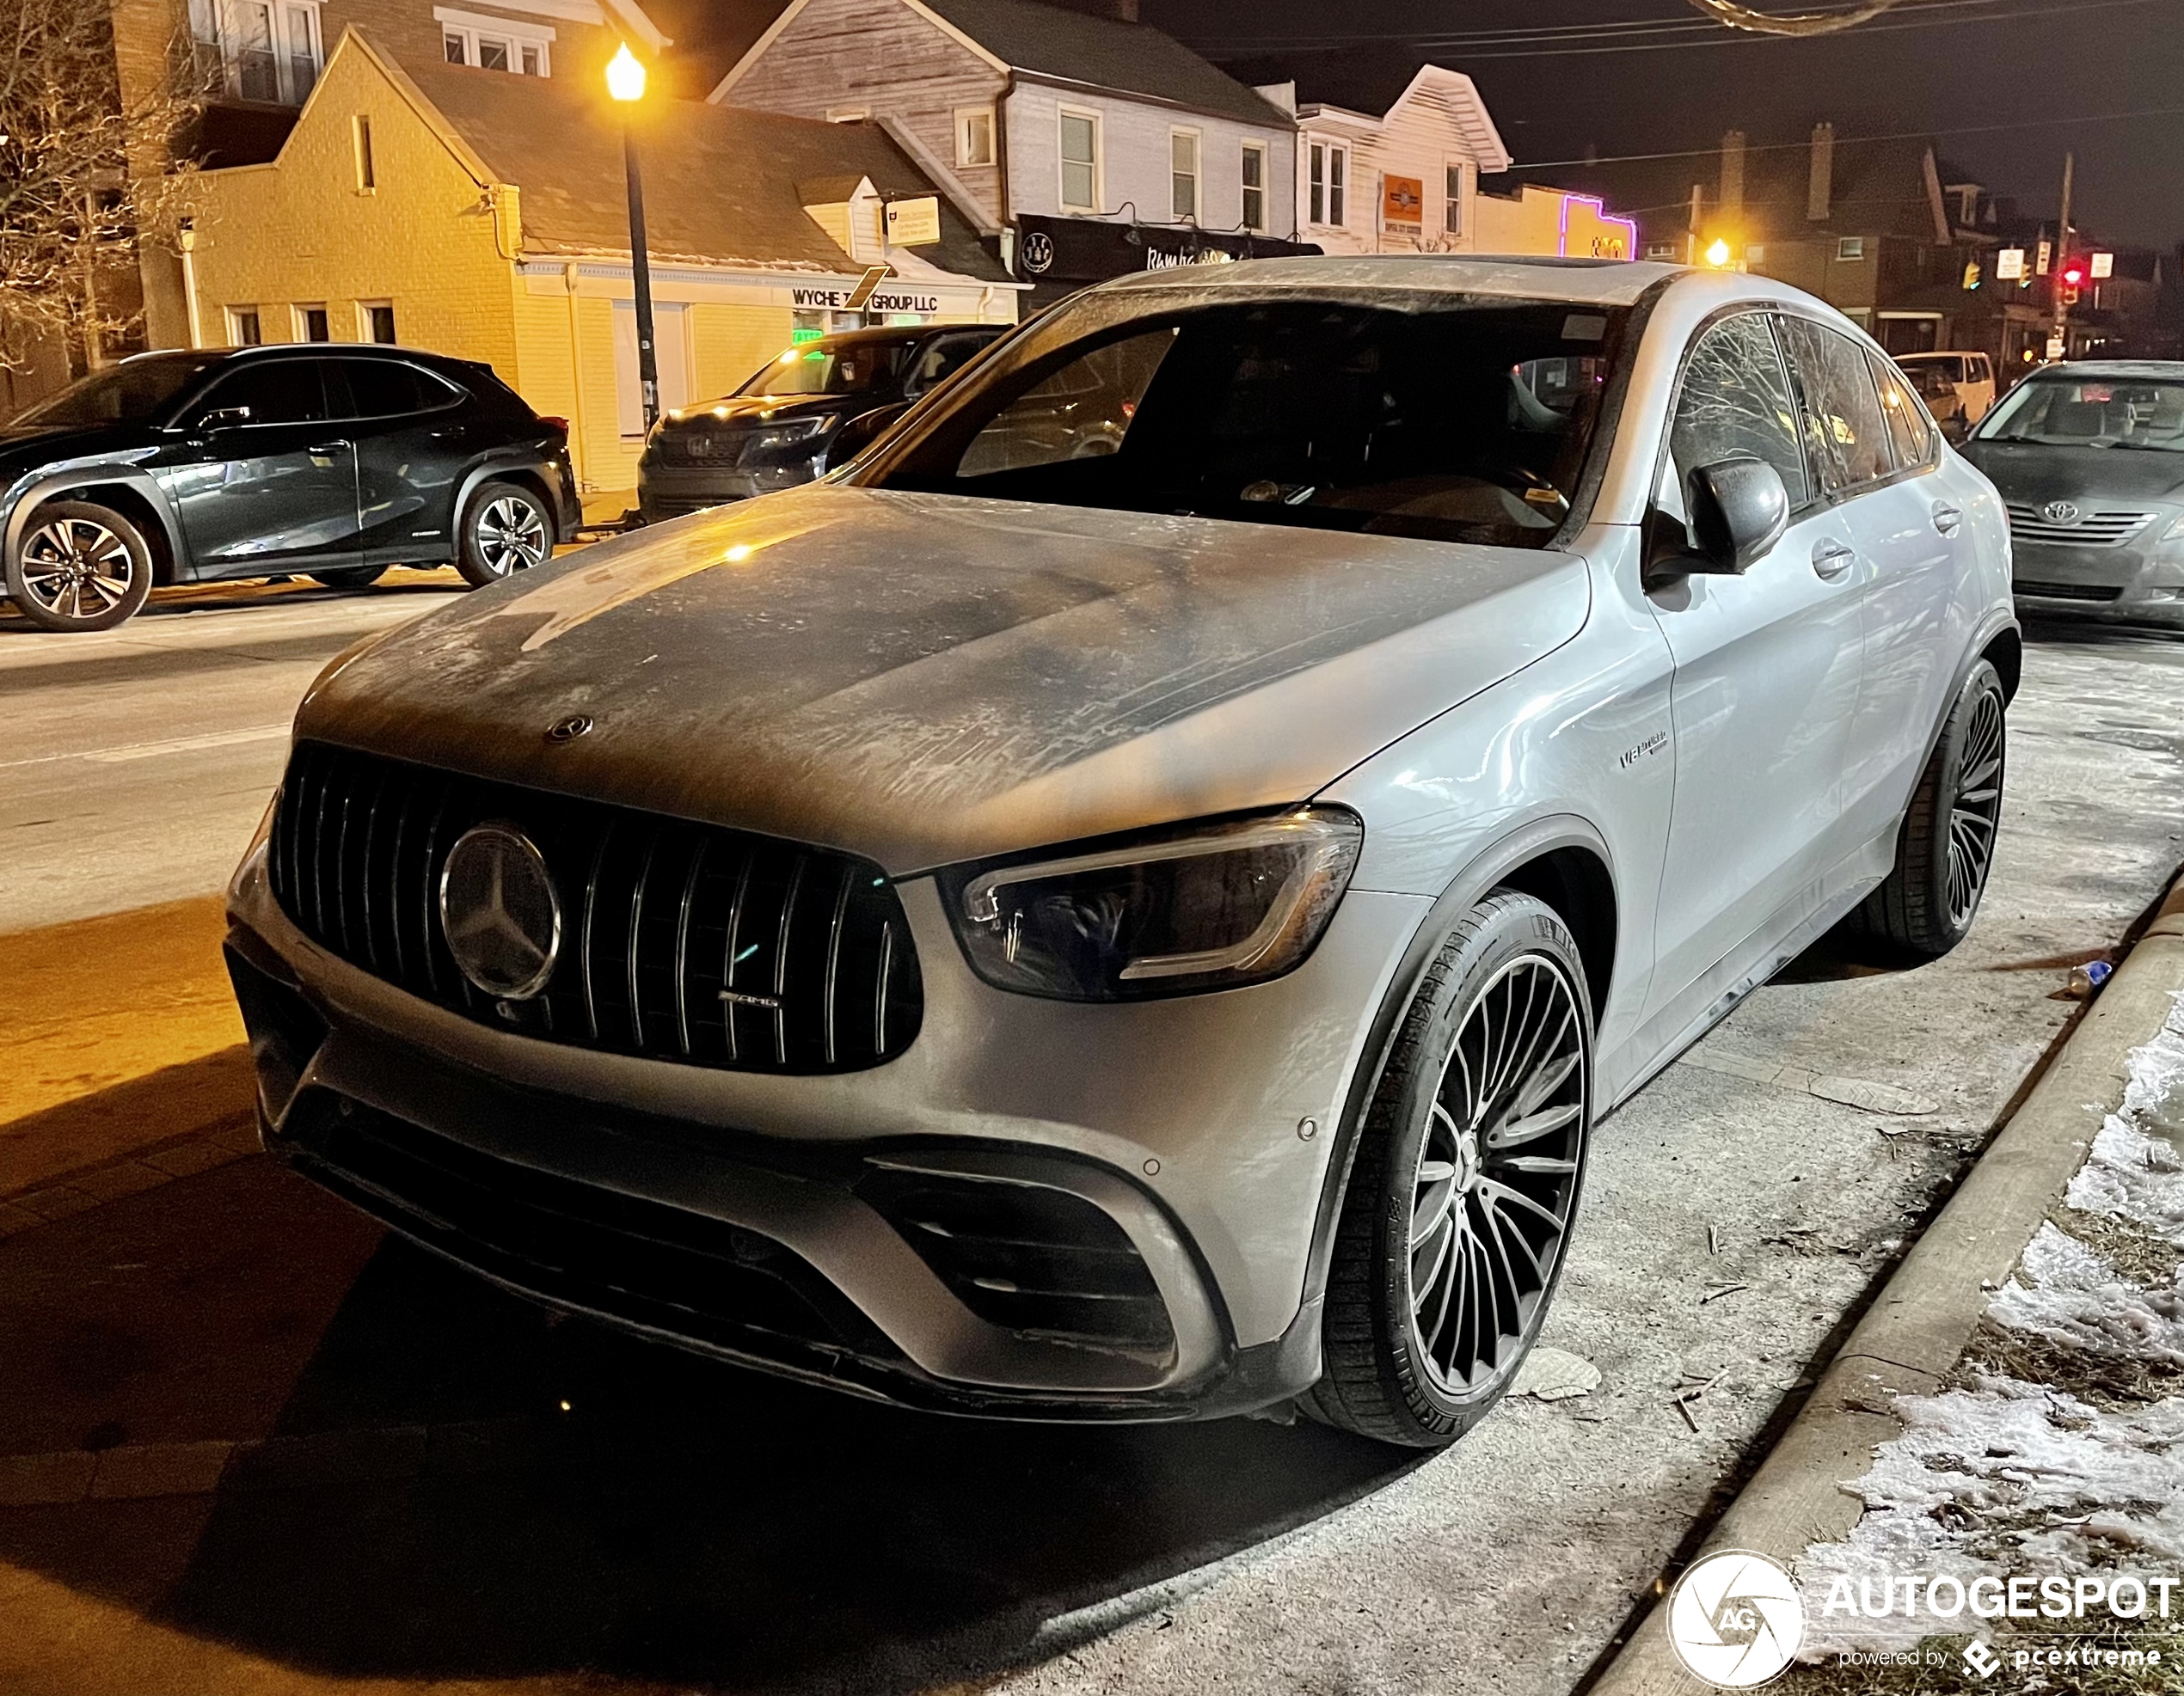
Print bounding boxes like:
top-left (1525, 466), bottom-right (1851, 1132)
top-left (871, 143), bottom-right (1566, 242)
top-left (183, 28), bottom-right (1018, 495)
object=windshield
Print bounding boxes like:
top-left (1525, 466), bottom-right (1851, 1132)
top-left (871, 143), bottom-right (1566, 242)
top-left (854, 296), bottom-right (1628, 549)
top-left (737, 340), bottom-right (911, 398)
top-left (13, 354), bottom-right (224, 428)
top-left (1974, 374), bottom-right (2184, 450)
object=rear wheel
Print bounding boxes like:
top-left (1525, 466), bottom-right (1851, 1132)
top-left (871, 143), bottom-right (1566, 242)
top-left (306, 565), bottom-right (389, 591)
top-left (457, 481), bottom-right (552, 588)
top-left (1309, 892), bottom-right (1593, 1448)
top-left (1848, 658), bottom-right (2006, 959)
top-left (5, 501), bottom-right (154, 632)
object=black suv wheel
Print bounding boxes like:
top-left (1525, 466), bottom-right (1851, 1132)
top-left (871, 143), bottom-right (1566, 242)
top-left (457, 481), bottom-right (553, 587)
top-left (6, 501), bottom-right (156, 632)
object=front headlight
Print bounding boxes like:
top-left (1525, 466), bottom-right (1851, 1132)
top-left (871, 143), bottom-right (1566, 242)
top-left (941, 807), bottom-right (1364, 1001)
top-left (2162, 511), bottom-right (2184, 542)
top-left (747, 415), bottom-right (835, 455)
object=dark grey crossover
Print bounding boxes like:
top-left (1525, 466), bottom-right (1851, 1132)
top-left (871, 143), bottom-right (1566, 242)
top-left (1, 344), bottom-right (579, 632)
top-left (636, 323), bottom-right (1007, 523)
top-left (1962, 359), bottom-right (2184, 625)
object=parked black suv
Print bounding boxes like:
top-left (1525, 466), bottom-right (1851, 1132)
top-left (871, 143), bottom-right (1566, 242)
top-left (0, 344), bottom-right (579, 632)
top-left (637, 322), bottom-right (1008, 523)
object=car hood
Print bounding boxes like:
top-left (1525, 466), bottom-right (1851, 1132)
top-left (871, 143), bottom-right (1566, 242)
top-left (296, 485), bottom-right (1592, 873)
top-left (1961, 439), bottom-right (2184, 505)
top-left (0, 421), bottom-right (144, 469)
top-left (657, 394), bottom-right (870, 432)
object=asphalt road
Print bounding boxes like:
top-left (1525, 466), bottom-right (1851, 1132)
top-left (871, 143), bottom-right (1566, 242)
top-left (1, 591), bottom-right (2181, 1696)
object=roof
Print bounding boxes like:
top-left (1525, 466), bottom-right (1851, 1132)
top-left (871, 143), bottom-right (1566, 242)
top-left (1276, 64), bottom-right (1510, 174)
top-left (914, 0), bottom-right (1293, 128)
top-left (396, 55), bottom-right (1009, 281)
top-left (1092, 254), bottom-right (1681, 308)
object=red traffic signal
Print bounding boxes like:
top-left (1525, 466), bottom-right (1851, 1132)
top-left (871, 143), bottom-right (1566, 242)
top-left (2061, 261), bottom-right (2087, 286)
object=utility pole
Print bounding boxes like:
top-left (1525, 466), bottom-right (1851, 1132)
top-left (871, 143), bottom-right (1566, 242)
top-left (2051, 150), bottom-right (2075, 359)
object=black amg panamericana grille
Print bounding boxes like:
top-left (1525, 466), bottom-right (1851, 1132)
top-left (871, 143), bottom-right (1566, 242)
top-left (269, 741), bottom-right (922, 1073)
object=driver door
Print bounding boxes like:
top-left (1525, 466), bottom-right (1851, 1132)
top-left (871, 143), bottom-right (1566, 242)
top-left (1640, 309), bottom-right (1866, 1032)
top-left (161, 358), bottom-right (361, 578)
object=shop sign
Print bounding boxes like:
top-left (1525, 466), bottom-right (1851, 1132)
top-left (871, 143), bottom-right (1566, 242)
top-left (791, 285), bottom-right (943, 314)
top-left (885, 197), bottom-right (942, 247)
top-left (1382, 174), bottom-right (1424, 227)
top-left (1010, 214), bottom-right (1320, 285)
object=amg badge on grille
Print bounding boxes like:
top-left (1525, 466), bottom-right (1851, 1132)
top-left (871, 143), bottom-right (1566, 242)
top-left (439, 823), bottom-right (562, 1000)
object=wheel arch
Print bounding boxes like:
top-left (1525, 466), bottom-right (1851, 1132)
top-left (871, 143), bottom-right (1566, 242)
top-left (1978, 619), bottom-right (2021, 704)
top-left (1298, 815), bottom-right (1621, 1324)
top-left (455, 459), bottom-right (561, 547)
top-left (5, 468), bottom-right (187, 585)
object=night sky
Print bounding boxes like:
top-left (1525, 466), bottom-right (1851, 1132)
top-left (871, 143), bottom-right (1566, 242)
top-left (1147, 0), bottom-right (2184, 250)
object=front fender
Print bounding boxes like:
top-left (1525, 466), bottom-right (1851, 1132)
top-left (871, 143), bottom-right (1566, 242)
top-left (3, 455), bottom-right (187, 579)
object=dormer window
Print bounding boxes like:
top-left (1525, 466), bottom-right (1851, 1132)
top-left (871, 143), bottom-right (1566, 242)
top-left (435, 8), bottom-right (552, 75)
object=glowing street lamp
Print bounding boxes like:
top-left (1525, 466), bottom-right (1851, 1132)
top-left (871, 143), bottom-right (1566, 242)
top-left (608, 44), bottom-right (659, 432)
top-left (1704, 237), bottom-right (1733, 269)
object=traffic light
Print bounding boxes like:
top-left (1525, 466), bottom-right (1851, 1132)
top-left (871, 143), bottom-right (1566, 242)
top-left (2061, 260), bottom-right (2086, 287)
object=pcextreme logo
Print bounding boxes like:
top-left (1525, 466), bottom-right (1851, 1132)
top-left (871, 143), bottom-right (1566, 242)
top-left (1666, 1550), bottom-right (1807, 1688)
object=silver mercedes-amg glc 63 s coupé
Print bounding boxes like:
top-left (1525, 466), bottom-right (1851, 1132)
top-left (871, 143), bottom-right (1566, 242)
top-left (225, 258), bottom-right (2017, 1448)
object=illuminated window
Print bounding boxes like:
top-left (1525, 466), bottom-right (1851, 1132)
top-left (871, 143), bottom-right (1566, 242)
top-left (1241, 143), bottom-right (1266, 232)
top-left (1309, 141), bottom-right (1347, 227)
top-left (956, 107), bottom-right (994, 168)
top-left (1170, 129), bottom-right (1199, 222)
top-left (1058, 109), bottom-right (1099, 211)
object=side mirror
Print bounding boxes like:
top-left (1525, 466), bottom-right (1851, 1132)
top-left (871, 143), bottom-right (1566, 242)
top-left (1686, 457), bottom-right (1789, 574)
top-left (197, 405), bottom-right (252, 432)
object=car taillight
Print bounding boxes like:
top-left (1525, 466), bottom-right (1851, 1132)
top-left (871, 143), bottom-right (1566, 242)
top-left (537, 415), bottom-right (569, 436)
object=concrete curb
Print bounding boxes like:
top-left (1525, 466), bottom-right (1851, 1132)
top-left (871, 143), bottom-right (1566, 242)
top-left (1586, 872), bottom-right (2184, 1696)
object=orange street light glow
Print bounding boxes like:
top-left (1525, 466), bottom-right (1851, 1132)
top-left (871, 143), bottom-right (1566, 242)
top-left (606, 43), bottom-right (646, 101)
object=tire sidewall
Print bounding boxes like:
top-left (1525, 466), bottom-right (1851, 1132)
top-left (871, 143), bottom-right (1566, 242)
top-left (457, 481), bottom-right (549, 589)
top-left (1369, 894), bottom-right (1596, 1439)
top-left (1913, 658), bottom-right (2006, 949)
top-left (5, 501), bottom-right (155, 633)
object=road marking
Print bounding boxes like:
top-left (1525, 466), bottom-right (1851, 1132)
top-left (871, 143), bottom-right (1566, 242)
top-left (0, 724), bottom-right (289, 771)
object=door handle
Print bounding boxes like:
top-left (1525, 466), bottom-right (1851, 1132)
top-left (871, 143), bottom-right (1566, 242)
top-left (1811, 539), bottom-right (1856, 581)
top-left (1931, 502), bottom-right (1963, 536)
top-left (308, 439), bottom-right (352, 455)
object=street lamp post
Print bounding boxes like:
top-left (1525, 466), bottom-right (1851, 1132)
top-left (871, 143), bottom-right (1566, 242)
top-left (607, 44), bottom-right (659, 432)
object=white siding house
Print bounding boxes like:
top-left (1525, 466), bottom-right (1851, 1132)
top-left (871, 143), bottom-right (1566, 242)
top-left (713, 0), bottom-right (1307, 302)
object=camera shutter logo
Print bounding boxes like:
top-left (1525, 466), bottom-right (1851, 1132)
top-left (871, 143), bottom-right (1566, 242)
top-left (1666, 1550), bottom-right (1806, 1687)
top-left (439, 823), bottom-right (562, 1001)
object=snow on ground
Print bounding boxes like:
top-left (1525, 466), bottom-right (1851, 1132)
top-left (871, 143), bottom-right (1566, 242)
top-left (1795, 998), bottom-right (2184, 1659)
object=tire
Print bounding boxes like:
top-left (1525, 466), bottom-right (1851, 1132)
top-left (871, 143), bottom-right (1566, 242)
top-left (456, 480), bottom-right (553, 588)
top-left (4, 501), bottom-right (155, 633)
top-left (1846, 659), bottom-right (2006, 960)
top-left (306, 565), bottom-right (389, 591)
top-left (1308, 891), bottom-right (1594, 1448)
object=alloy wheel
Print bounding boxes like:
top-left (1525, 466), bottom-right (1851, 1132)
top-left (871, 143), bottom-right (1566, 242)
top-left (1405, 953), bottom-right (1587, 1399)
top-left (19, 517), bottom-right (138, 622)
top-left (1946, 688), bottom-right (2004, 928)
top-left (475, 495), bottom-right (549, 577)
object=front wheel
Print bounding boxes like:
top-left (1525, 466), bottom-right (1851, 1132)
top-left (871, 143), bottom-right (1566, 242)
top-left (1847, 658), bottom-right (2006, 959)
top-left (5, 501), bottom-right (155, 632)
top-left (1309, 891), bottom-right (1594, 1448)
top-left (456, 481), bottom-right (553, 588)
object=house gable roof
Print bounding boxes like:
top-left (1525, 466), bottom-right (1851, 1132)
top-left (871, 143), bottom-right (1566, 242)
top-left (388, 47), bottom-right (1009, 279)
top-left (713, 0), bottom-right (1290, 128)
top-left (1293, 64), bottom-right (1509, 174)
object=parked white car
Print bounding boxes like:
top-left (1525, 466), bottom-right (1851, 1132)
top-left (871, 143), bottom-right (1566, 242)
top-left (1896, 349), bottom-right (1998, 434)
top-left (225, 257), bottom-right (2017, 1449)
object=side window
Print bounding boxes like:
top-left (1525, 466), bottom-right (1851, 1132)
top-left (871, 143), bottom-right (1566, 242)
top-left (195, 359), bottom-right (328, 426)
top-left (1778, 317), bottom-right (1892, 493)
top-left (337, 358), bottom-right (457, 419)
top-left (907, 334), bottom-right (989, 396)
top-left (956, 328), bottom-right (1176, 479)
top-left (1667, 311), bottom-right (1811, 514)
top-left (1866, 350), bottom-right (1934, 468)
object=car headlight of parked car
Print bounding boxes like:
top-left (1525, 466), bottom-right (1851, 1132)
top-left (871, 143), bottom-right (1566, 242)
top-left (746, 415), bottom-right (836, 457)
top-left (2162, 511), bottom-right (2184, 542)
top-left (941, 806), bottom-right (1364, 1001)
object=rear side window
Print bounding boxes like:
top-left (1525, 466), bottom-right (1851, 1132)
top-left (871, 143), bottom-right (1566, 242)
top-left (1866, 350), bottom-right (1934, 468)
top-left (334, 358), bottom-right (462, 419)
top-left (1668, 311), bottom-right (1810, 511)
top-left (195, 359), bottom-right (329, 426)
top-left (1778, 318), bottom-right (1892, 493)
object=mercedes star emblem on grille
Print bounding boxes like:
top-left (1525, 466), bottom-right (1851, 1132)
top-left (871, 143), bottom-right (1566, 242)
top-left (439, 822), bottom-right (562, 1001)
top-left (546, 713), bottom-right (593, 743)
top-left (2041, 500), bottom-right (2081, 524)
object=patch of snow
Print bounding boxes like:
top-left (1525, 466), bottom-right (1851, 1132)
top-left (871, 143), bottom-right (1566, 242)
top-left (1796, 1380), bottom-right (2184, 1655)
top-left (2065, 993), bottom-right (2184, 1245)
top-left (1986, 1223), bottom-right (2184, 1369)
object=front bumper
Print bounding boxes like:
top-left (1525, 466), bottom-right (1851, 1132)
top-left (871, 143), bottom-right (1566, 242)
top-left (2011, 537), bottom-right (2184, 625)
top-left (225, 838), bottom-right (1426, 1418)
top-left (636, 461), bottom-right (821, 524)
